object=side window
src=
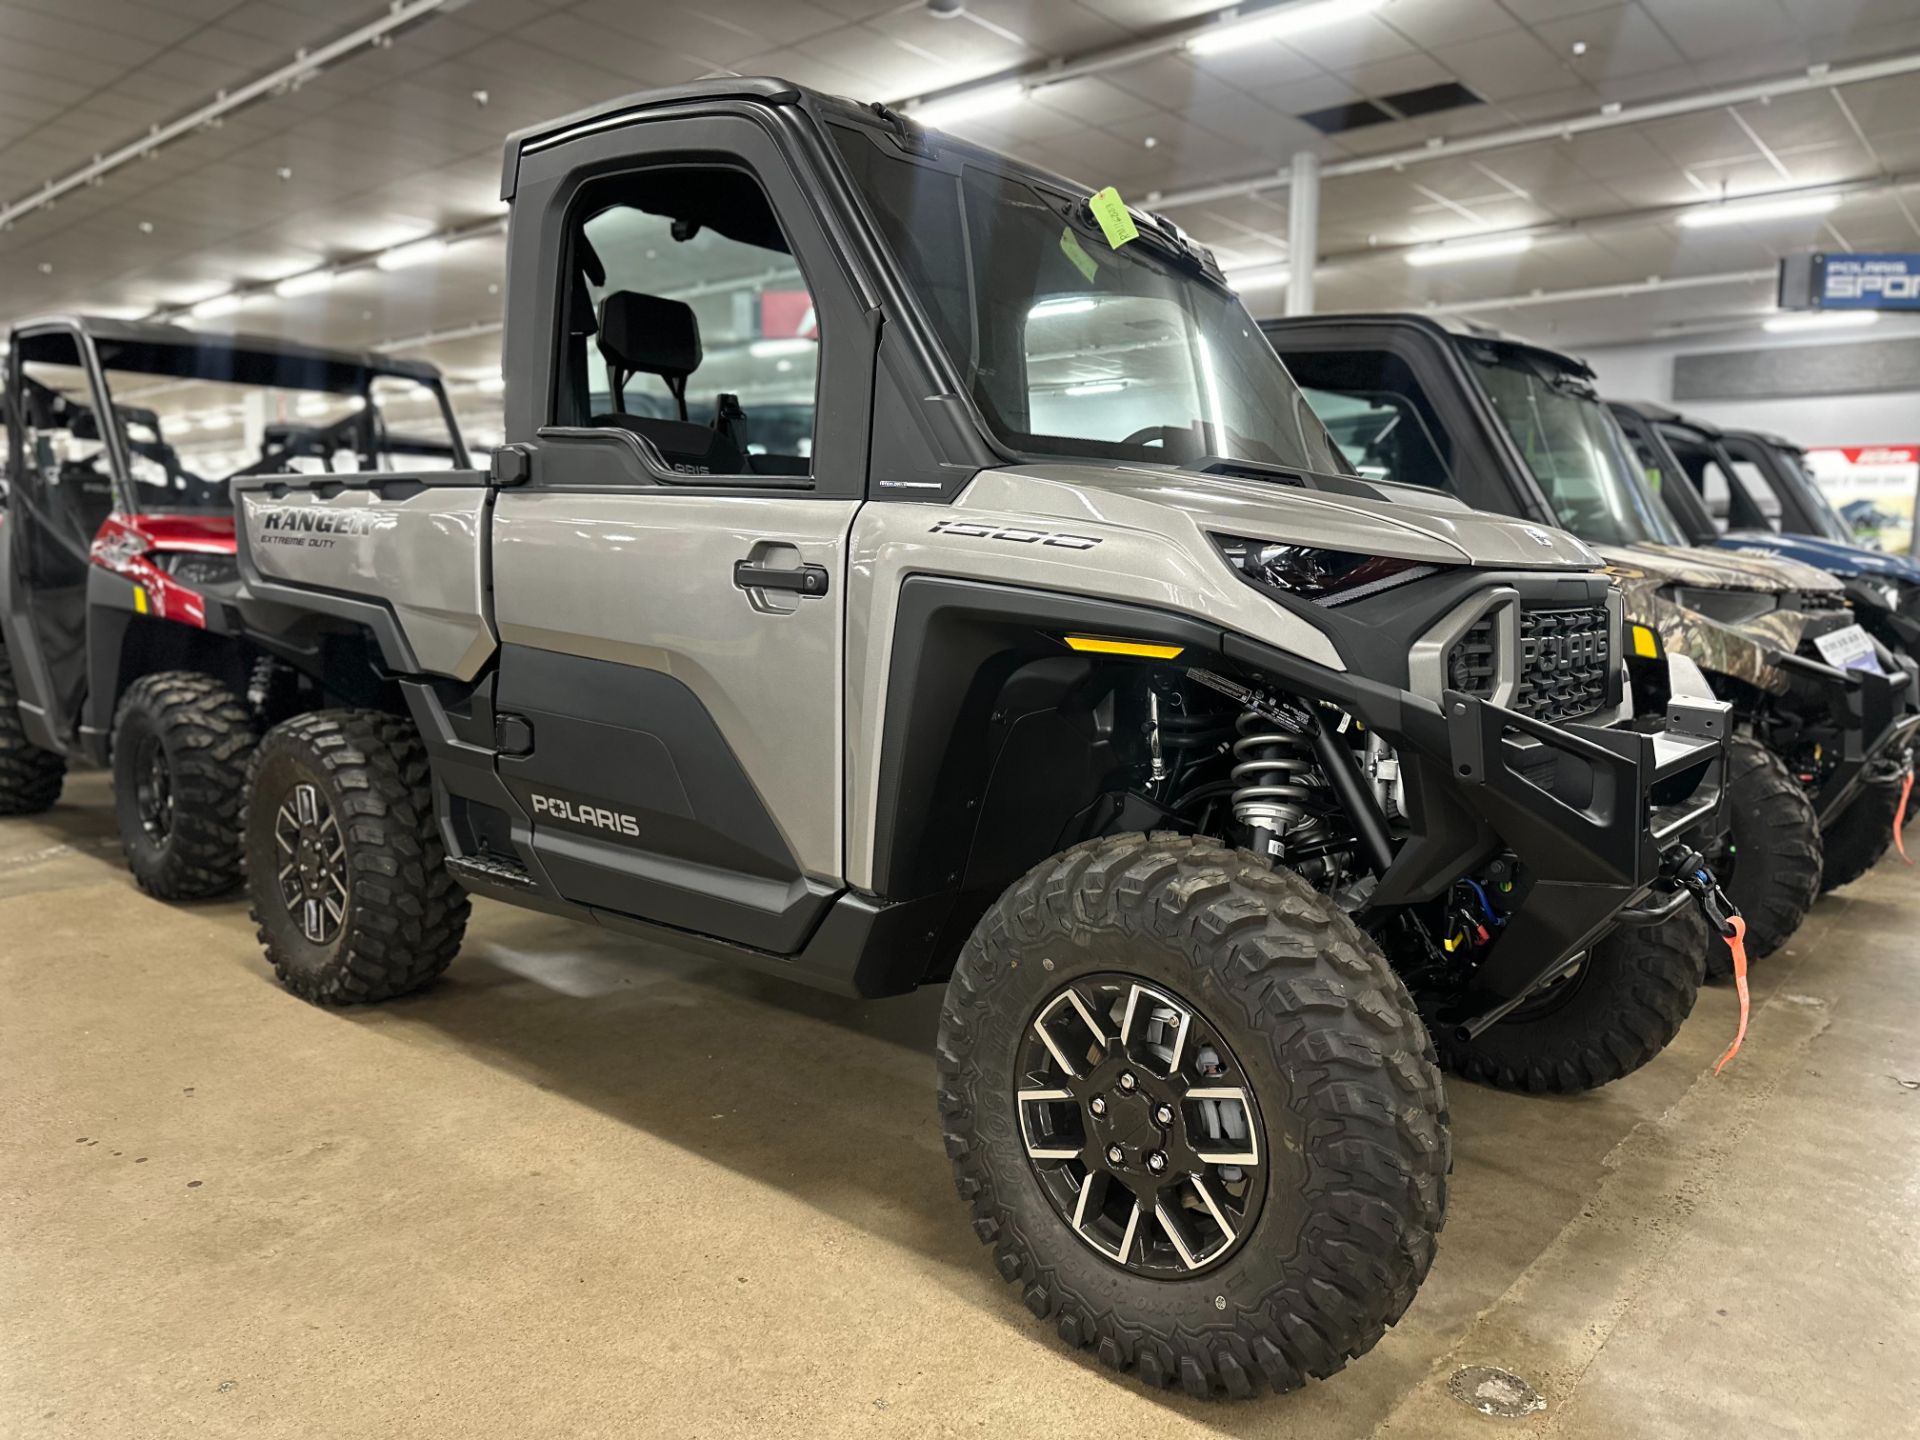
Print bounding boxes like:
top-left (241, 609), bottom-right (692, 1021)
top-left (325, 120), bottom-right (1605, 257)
top-left (555, 166), bottom-right (818, 479)
top-left (1727, 459), bottom-right (1784, 527)
top-left (16, 332), bottom-right (117, 548)
top-left (1277, 348), bottom-right (1455, 491)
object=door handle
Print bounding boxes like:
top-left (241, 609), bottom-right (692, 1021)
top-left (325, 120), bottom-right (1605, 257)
top-left (732, 559), bottom-right (830, 597)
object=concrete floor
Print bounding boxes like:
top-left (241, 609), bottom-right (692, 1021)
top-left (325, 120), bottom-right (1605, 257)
top-left (3, 772), bottom-right (1918, 1439)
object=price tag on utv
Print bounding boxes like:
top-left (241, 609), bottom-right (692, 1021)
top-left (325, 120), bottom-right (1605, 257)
top-left (1813, 623), bottom-right (1885, 675)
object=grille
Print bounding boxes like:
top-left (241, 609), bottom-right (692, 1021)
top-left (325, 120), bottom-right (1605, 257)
top-left (1445, 616), bottom-right (1498, 697)
top-left (1515, 606), bottom-right (1610, 722)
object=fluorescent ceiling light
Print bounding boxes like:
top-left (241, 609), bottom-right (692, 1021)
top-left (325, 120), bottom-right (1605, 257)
top-left (1405, 234), bottom-right (1535, 268)
top-left (200, 412), bottom-right (236, 429)
top-left (911, 83), bottom-right (1025, 129)
top-left (1065, 381), bottom-right (1125, 396)
top-left (170, 417), bottom-right (194, 434)
top-left (189, 292), bottom-right (244, 319)
top-left (377, 237), bottom-right (449, 271)
top-left (1029, 298), bottom-right (1097, 317)
top-left (1678, 192), bottom-right (1841, 229)
top-left (748, 337), bottom-right (816, 358)
top-left (295, 395), bottom-right (331, 417)
top-left (1225, 263), bottom-right (1290, 291)
top-left (475, 372), bottom-right (506, 393)
top-left (1187, 0), bottom-right (1387, 55)
top-left (275, 269), bottom-right (335, 298)
top-left (1762, 309), bottom-right (1880, 333)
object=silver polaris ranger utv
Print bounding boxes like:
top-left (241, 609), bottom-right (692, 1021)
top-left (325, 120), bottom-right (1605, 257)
top-left (224, 79), bottom-right (1731, 1399)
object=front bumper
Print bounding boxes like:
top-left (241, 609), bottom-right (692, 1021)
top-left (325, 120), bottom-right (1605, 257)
top-left (1366, 684), bottom-right (1726, 1012)
top-left (1775, 652), bottom-right (1920, 827)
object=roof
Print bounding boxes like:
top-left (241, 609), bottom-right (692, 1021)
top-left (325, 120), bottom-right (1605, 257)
top-left (9, 314), bottom-right (445, 383)
top-left (500, 76), bottom-right (806, 201)
top-left (1260, 310), bottom-right (1596, 379)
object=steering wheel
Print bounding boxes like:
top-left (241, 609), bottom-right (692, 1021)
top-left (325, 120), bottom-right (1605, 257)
top-left (1119, 424), bottom-right (1181, 448)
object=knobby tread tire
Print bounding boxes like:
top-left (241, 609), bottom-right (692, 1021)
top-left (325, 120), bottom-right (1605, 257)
top-left (1817, 780), bottom-right (1901, 894)
top-left (112, 671), bottom-right (256, 899)
top-left (245, 709), bottom-right (468, 1004)
top-left (0, 646), bottom-right (65, 815)
top-left (1719, 736), bottom-right (1821, 970)
top-left (936, 832), bottom-right (1448, 1400)
top-left (1434, 905), bottom-right (1707, 1094)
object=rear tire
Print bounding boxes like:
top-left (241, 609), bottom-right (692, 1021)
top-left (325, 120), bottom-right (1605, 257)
top-left (1817, 779), bottom-right (1903, 894)
top-left (1434, 905), bottom-right (1707, 1093)
top-left (937, 833), bottom-right (1448, 1399)
top-left (111, 671), bottom-right (256, 899)
top-left (0, 646), bottom-right (65, 816)
top-left (245, 709), bottom-right (468, 1004)
top-left (1716, 736), bottom-right (1821, 969)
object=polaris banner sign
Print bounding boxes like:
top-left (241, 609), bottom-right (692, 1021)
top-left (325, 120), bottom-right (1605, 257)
top-left (1779, 252), bottom-right (1920, 310)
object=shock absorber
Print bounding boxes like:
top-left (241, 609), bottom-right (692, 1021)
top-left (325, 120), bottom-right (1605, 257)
top-left (1231, 707), bottom-right (1329, 858)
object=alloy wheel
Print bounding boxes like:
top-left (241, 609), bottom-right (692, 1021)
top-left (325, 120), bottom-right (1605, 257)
top-left (274, 782), bottom-right (348, 944)
top-left (1016, 973), bottom-right (1266, 1277)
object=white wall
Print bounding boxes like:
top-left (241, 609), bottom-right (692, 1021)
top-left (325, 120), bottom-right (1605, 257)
top-left (1581, 316), bottom-right (1920, 447)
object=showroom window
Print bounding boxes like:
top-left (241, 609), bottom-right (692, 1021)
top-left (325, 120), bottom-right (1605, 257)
top-left (553, 166), bottom-right (820, 479)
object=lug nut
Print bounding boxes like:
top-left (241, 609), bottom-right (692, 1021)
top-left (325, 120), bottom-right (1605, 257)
top-left (1106, 1145), bottom-right (1125, 1166)
top-left (1089, 1096), bottom-right (1107, 1117)
top-left (1118, 1071), bottom-right (1138, 1093)
top-left (1147, 1150), bottom-right (1168, 1174)
top-left (1154, 1103), bottom-right (1174, 1126)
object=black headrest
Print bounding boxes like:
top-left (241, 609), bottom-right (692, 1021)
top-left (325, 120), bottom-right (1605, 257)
top-left (598, 291), bottom-right (701, 381)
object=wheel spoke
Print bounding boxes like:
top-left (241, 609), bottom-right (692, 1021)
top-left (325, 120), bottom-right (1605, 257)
top-left (1030, 1015), bottom-right (1082, 1080)
top-left (1153, 1202), bottom-right (1201, 1269)
top-left (294, 783), bottom-right (320, 827)
top-left (1063, 986), bottom-right (1108, 1046)
top-left (302, 897), bottom-right (325, 943)
top-left (1018, 1089), bottom-right (1080, 1161)
top-left (1115, 1198), bottom-right (1142, 1264)
top-left (1189, 1175), bottom-right (1235, 1243)
top-left (1188, 1086), bottom-right (1260, 1167)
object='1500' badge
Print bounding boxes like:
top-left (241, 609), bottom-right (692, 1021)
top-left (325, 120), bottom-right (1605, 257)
top-left (930, 519), bottom-right (1101, 549)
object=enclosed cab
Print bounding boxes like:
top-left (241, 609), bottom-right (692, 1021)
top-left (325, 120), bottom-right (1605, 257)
top-left (1266, 312), bottom-right (1917, 952)
top-left (219, 78), bottom-right (1733, 1398)
top-left (1613, 401), bottom-right (1920, 665)
top-left (0, 316), bottom-right (466, 895)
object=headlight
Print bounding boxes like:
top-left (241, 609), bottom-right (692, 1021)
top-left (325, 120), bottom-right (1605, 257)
top-left (157, 551), bottom-right (239, 587)
top-left (1213, 533), bottom-right (1443, 606)
top-left (1664, 585), bottom-right (1780, 626)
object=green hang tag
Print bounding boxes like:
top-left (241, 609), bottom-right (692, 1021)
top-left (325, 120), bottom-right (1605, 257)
top-left (1059, 227), bottom-right (1099, 282)
top-left (1088, 186), bottom-right (1139, 249)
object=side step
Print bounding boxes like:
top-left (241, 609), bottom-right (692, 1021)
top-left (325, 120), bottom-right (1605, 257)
top-left (445, 852), bottom-right (537, 890)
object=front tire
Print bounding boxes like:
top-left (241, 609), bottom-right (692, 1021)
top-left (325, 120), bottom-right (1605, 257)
top-left (0, 646), bottom-right (65, 815)
top-left (1716, 736), bottom-right (1821, 969)
top-left (937, 833), bottom-right (1448, 1399)
top-left (1817, 778), bottom-right (1903, 893)
top-left (111, 671), bottom-right (256, 899)
top-left (1434, 906), bottom-right (1707, 1093)
top-left (245, 709), bottom-right (468, 1004)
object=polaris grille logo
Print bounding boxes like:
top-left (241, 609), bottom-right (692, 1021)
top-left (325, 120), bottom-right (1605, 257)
top-left (531, 792), bottom-right (640, 837)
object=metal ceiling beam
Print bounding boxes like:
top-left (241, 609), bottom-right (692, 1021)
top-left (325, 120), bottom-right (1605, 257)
top-left (1151, 48), bottom-right (1920, 212)
top-left (0, 0), bottom-right (460, 233)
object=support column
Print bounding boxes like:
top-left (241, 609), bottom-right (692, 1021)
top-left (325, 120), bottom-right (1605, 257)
top-left (1286, 150), bottom-right (1320, 317)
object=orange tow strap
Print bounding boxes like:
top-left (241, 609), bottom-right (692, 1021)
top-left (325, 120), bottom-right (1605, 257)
top-left (1897, 772), bottom-right (1914, 865)
top-left (1713, 914), bottom-right (1750, 1076)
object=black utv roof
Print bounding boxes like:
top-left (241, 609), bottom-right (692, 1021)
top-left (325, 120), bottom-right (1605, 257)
top-left (10, 314), bottom-right (445, 389)
top-left (1261, 310), bottom-right (1600, 381)
top-left (501, 76), bottom-right (809, 201)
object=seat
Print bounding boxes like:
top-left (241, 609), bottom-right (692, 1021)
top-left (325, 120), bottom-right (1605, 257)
top-left (591, 290), bottom-right (743, 476)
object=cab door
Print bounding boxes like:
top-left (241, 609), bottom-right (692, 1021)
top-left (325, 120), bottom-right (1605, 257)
top-left (2, 327), bottom-right (122, 750)
top-left (488, 112), bottom-right (873, 953)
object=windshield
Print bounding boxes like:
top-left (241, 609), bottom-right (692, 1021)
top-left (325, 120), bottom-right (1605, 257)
top-left (16, 332), bottom-right (464, 515)
top-left (1466, 345), bottom-right (1686, 548)
top-left (832, 123), bottom-right (1347, 476)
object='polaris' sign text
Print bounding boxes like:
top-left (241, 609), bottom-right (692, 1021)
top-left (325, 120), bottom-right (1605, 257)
top-left (1808, 253), bottom-right (1920, 310)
